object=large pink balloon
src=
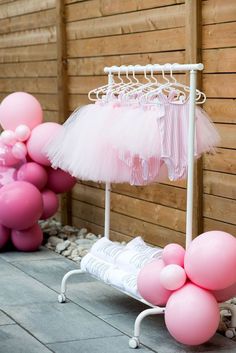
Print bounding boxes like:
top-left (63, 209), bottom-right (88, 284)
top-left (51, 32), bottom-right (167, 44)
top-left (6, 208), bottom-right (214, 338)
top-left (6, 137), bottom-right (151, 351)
top-left (0, 224), bottom-right (10, 249)
top-left (162, 243), bottom-right (185, 267)
top-left (185, 231), bottom-right (236, 290)
top-left (0, 181), bottom-right (43, 230)
top-left (27, 122), bottom-right (62, 166)
top-left (46, 167), bottom-right (76, 194)
top-left (0, 92), bottom-right (43, 131)
top-left (17, 162), bottom-right (48, 190)
top-left (0, 141), bottom-right (19, 166)
top-left (165, 283), bottom-right (220, 345)
top-left (212, 282), bottom-right (236, 302)
top-left (11, 223), bottom-right (43, 251)
top-left (40, 189), bottom-right (59, 219)
top-left (137, 259), bottom-right (172, 306)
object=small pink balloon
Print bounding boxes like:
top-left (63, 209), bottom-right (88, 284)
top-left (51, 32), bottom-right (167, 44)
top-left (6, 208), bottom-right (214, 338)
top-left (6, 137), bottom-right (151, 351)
top-left (0, 141), bottom-right (19, 166)
top-left (0, 181), bottom-right (43, 230)
top-left (0, 224), bottom-right (10, 249)
top-left (12, 142), bottom-right (27, 160)
top-left (165, 283), bottom-right (220, 345)
top-left (46, 167), bottom-right (76, 194)
top-left (15, 124), bottom-right (31, 142)
top-left (40, 189), bottom-right (59, 219)
top-left (27, 122), bottom-right (63, 166)
top-left (162, 243), bottom-right (185, 267)
top-left (160, 264), bottom-right (186, 291)
top-left (17, 162), bottom-right (48, 190)
top-left (1, 130), bottom-right (16, 146)
top-left (0, 92), bottom-right (43, 131)
top-left (137, 259), bottom-right (172, 306)
top-left (184, 231), bottom-right (236, 290)
top-left (11, 223), bottom-right (43, 252)
top-left (212, 282), bottom-right (236, 303)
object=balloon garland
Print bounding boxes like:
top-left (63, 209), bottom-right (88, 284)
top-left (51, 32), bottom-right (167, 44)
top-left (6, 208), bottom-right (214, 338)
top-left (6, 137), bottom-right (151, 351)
top-left (0, 92), bottom-right (76, 251)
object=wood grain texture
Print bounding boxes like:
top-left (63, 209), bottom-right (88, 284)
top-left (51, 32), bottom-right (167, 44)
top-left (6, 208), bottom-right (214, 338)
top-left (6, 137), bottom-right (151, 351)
top-left (203, 148), bottom-right (236, 174)
top-left (0, 43), bottom-right (57, 63)
top-left (202, 0), bottom-right (236, 25)
top-left (0, 61), bottom-right (57, 77)
top-left (203, 218), bottom-right (236, 237)
top-left (203, 194), bottom-right (236, 225)
top-left (203, 22), bottom-right (236, 49)
top-left (204, 171), bottom-right (236, 199)
top-left (203, 74), bottom-right (236, 98)
top-left (203, 48), bottom-right (236, 73)
top-left (0, 77), bottom-right (57, 93)
top-left (0, 0), bottom-right (56, 19)
top-left (216, 124), bottom-right (236, 149)
top-left (204, 99), bottom-right (236, 123)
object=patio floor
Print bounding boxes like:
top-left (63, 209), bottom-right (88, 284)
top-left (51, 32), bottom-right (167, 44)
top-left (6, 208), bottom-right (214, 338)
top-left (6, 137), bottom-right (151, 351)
top-left (0, 247), bottom-right (236, 353)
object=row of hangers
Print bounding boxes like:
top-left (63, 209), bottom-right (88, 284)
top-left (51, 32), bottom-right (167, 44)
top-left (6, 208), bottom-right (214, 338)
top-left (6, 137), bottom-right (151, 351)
top-left (88, 64), bottom-right (206, 105)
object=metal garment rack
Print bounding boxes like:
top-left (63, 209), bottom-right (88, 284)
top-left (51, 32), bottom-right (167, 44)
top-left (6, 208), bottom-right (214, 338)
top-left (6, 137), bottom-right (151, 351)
top-left (57, 63), bottom-right (236, 347)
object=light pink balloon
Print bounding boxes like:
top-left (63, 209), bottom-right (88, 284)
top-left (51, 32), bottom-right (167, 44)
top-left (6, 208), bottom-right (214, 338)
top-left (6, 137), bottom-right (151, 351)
top-left (0, 92), bottom-right (43, 131)
top-left (0, 181), bottom-right (43, 230)
top-left (162, 243), bottom-right (185, 267)
top-left (11, 223), bottom-right (43, 252)
top-left (46, 167), bottom-right (76, 194)
top-left (1, 130), bottom-right (16, 146)
top-left (27, 122), bottom-right (62, 166)
top-left (12, 142), bottom-right (27, 160)
top-left (137, 259), bottom-right (172, 306)
top-left (15, 124), bottom-right (31, 142)
top-left (160, 264), bottom-right (186, 291)
top-left (185, 231), bottom-right (236, 290)
top-left (212, 282), bottom-right (236, 303)
top-left (17, 162), bottom-right (48, 190)
top-left (0, 141), bottom-right (19, 166)
top-left (40, 189), bottom-right (59, 219)
top-left (165, 283), bottom-right (220, 345)
top-left (0, 224), bottom-right (10, 249)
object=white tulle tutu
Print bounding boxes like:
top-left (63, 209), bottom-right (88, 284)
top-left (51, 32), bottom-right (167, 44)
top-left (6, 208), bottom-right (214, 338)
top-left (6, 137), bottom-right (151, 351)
top-left (45, 96), bottom-right (220, 184)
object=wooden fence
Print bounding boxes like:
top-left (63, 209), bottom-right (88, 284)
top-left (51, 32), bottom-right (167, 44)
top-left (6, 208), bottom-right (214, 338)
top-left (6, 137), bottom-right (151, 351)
top-left (0, 0), bottom-right (235, 246)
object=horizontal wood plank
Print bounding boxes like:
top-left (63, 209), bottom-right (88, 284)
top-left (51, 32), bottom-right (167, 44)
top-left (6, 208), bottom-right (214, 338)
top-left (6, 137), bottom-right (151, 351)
top-left (0, 43), bottom-right (57, 63)
top-left (203, 218), bottom-right (236, 237)
top-left (67, 27), bottom-right (185, 58)
top-left (203, 22), bottom-right (236, 49)
top-left (0, 61), bottom-right (57, 77)
top-left (0, 77), bottom-right (57, 94)
top-left (203, 194), bottom-right (236, 225)
top-left (203, 148), bottom-right (236, 174)
top-left (0, 0), bottom-right (56, 19)
top-left (216, 124), bottom-right (236, 149)
top-left (203, 74), bottom-right (236, 98)
top-left (203, 48), bottom-right (236, 73)
top-left (43, 110), bottom-right (59, 123)
top-left (204, 99), bottom-right (236, 124)
top-left (204, 170), bottom-right (236, 199)
top-left (202, 0), bottom-right (236, 25)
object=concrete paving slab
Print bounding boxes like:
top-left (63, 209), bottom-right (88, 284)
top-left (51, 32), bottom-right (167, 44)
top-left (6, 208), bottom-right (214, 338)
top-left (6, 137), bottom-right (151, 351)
top-left (47, 335), bottom-right (152, 353)
top-left (0, 311), bottom-right (14, 326)
top-left (0, 324), bottom-right (52, 353)
top-left (2, 302), bottom-right (121, 344)
top-left (0, 247), bottom-right (59, 263)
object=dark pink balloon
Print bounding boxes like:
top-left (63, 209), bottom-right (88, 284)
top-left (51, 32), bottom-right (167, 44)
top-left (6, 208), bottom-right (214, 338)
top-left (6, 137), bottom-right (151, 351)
top-left (0, 224), bottom-right (10, 249)
top-left (40, 189), bottom-right (59, 219)
top-left (46, 167), bottom-right (76, 194)
top-left (17, 162), bottom-right (48, 190)
top-left (11, 223), bottom-right (43, 251)
top-left (0, 181), bottom-right (43, 230)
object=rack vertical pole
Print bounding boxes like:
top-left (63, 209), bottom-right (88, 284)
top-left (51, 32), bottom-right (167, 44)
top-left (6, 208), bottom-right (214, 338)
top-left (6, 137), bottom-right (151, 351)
top-left (186, 70), bottom-right (197, 249)
top-left (104, 72), bottom-right (113, 239)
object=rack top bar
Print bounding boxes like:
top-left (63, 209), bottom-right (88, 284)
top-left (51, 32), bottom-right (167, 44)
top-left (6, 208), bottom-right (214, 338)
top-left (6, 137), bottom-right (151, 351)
top-left (104, 63), bottom-right (204, 74)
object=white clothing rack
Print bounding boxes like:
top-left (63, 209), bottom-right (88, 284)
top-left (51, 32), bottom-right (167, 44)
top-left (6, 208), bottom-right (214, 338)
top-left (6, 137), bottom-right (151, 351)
top-left (57, 63), bottom-right (236, 347)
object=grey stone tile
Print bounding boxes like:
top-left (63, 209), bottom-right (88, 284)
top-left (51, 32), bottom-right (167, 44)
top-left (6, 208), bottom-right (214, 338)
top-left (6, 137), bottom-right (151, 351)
top-left (47, 335), bottom-right (152, 353)
top-left (101, 311), bottom-right (236, 353)
top-left (0, 325), bottom-right (52, 353)
top-left (68, 280), bottom-right (148, 316)
top-left (0, 246), bottom-right (59, 263)
top-left (3, 302), bottom-right (121, 344)
top-left (13, 258), bottom-right (95, 292)
top-left (0, 311), bottom-right (14, 325)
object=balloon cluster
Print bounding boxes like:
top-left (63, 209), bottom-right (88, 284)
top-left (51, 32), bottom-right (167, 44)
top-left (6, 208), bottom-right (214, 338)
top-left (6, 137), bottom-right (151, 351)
top-left (137, 231), bottom-right (236, 346)
top-left (0, 92), bottom-right (76, 252)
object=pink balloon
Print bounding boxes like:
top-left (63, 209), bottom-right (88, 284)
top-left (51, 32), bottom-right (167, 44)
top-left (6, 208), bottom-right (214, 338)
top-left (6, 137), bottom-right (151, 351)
top-left (15, 124), bottom-right (31, 142)
top-left (11, 223), bottom-right (43, 251)
top-left (212, 282), bottom-right (236, 303)
top-left (27, 122), bottom-right (62, 166)
top-left (0, 92), bottom-right (43, 131)
top-left (0, 141), bottom-right (19, 166)
top-left (0, 181), bottom-right (43, 230)
top-left (46, 167), bottom-right (76, 194)
top-left (12, 142), bottom-right (27, 160)
top-left (165, 283), bottom-right (220, 345)
top-left (40, 189), bottom-right (59, 219)
top-left (17, 162), bottom-right (48, 190)
top-left (137, 259), bottom-right (172, 306)
top-left (1, 130), bottom-right (16, 146)
top-left (160, 264), bottom-right (186, 291)
top-left (162, 243), bottom-right (185, 267)
top-left (0, 224), bottom-right (10, 249)
top-left (185, 231), bottom-right (236, 290)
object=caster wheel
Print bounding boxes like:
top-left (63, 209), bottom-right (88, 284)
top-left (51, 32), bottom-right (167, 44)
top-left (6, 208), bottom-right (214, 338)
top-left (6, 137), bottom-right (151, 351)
top-left (129, 337), bottom-right (140, 349)
top-left (225, 328), bottom-right (236, 339)
top-left (58, 293), bottom-right (66, 303)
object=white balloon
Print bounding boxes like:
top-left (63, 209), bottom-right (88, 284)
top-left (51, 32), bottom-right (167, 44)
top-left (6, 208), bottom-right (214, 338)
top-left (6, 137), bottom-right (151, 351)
top-left (1, 130), bottom-right (16, 146)
top-left (15, 124), bottom-right (31, 142)
top-left (160, 264), bottom-right (187, 291)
